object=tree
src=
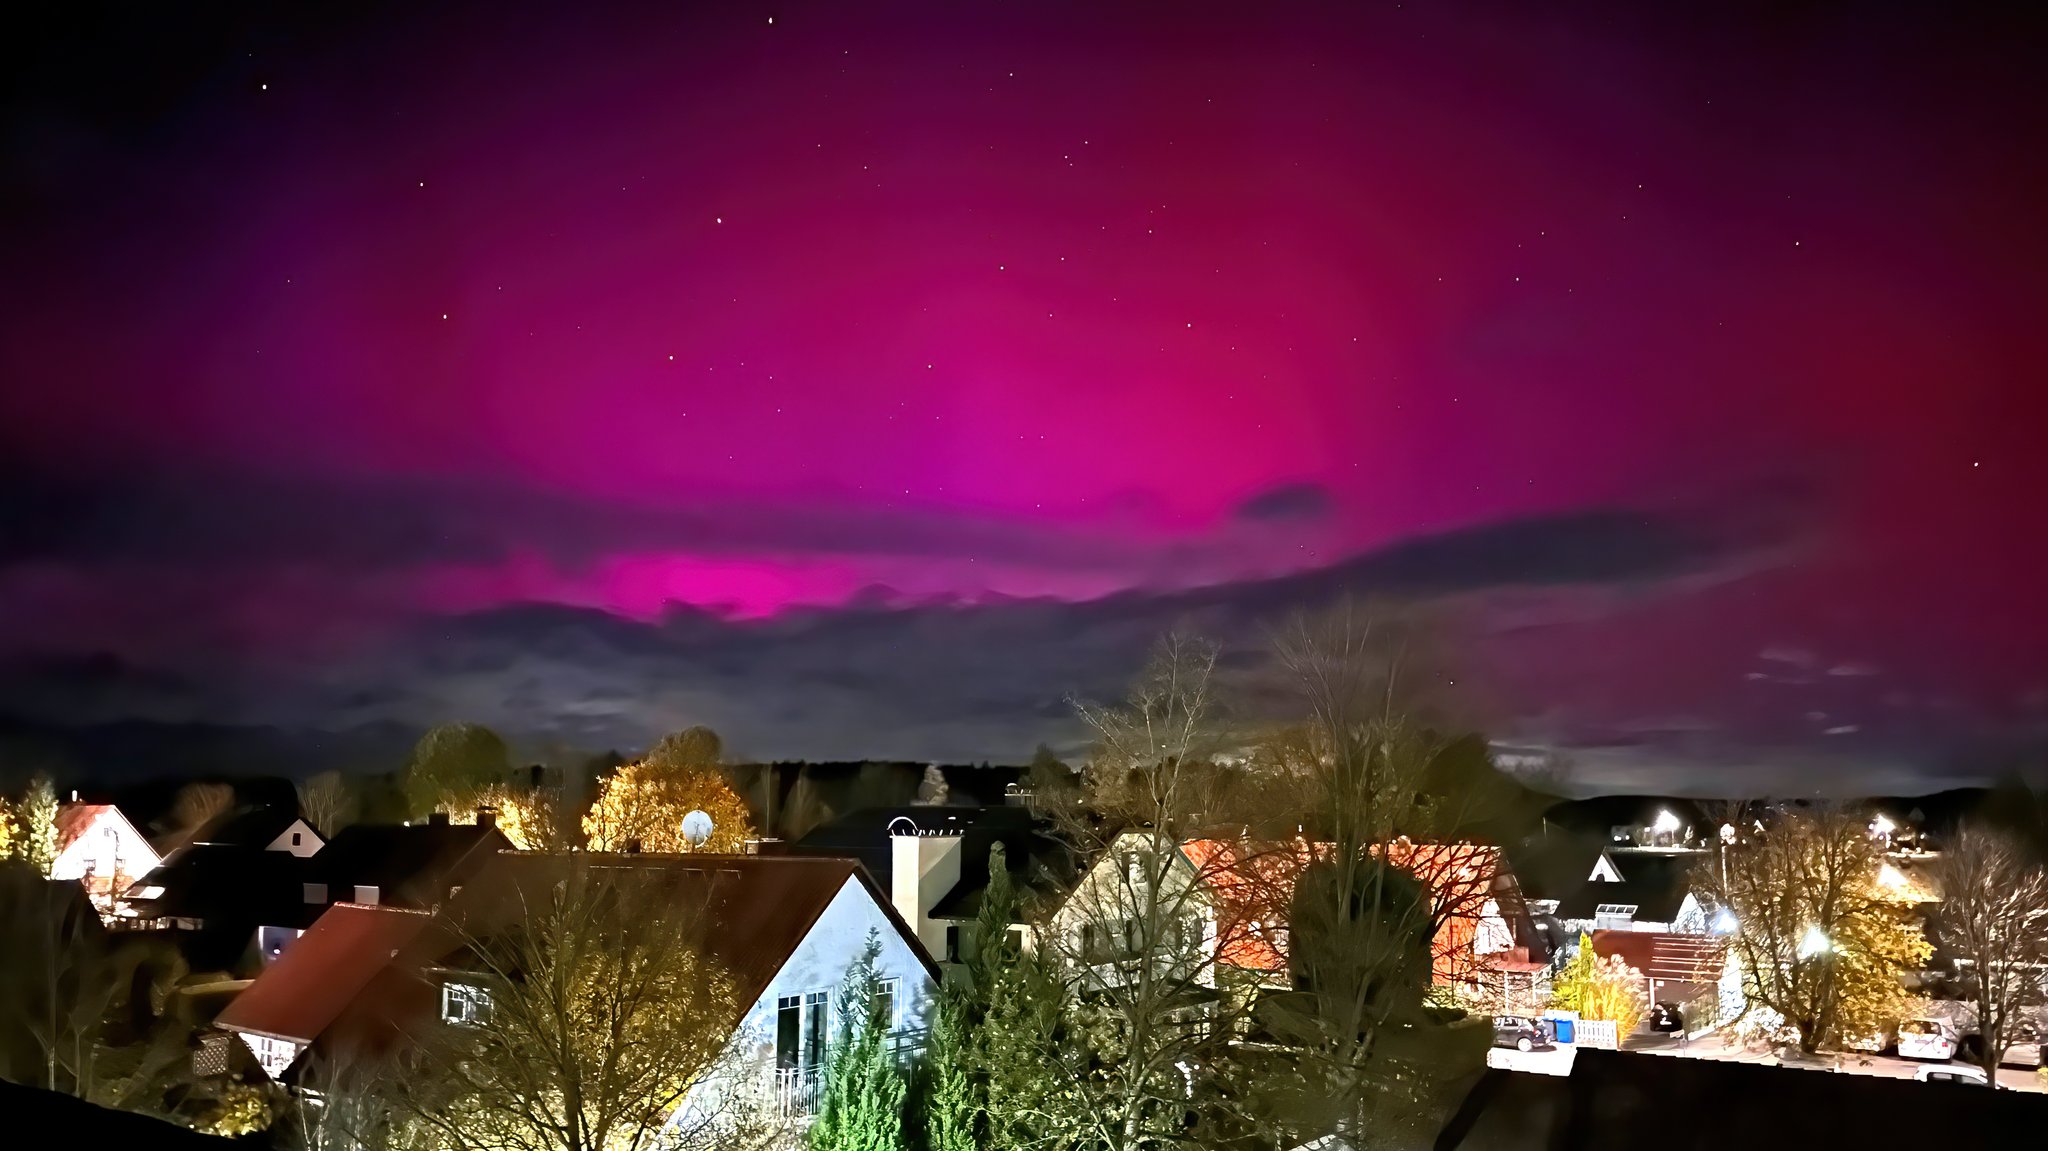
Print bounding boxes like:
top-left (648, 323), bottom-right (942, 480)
top-left (582, 760), bottom-right (754, 853)
top-left (1551, 935), bottom-right (1648, 1038)
top-left (648, 726), bottom-right (725, 770)
top-left (458, 783), bottom-right (568, 851)
top-left (913, 765), bottom-right (950, 806)
top-left (393, 856), bottom-right (762, 1151)
top-left (404, 723), bottom-right (511, 818)
top-left (918, 991), bottom-right (976, 1151)
top-left (810, 929), bottom-right (908, 1151)
top-left (1035, 634), bottom-right (1245, 1151)
top-left (1695, 804), bottom-right (1931, 1053)
top-left (1226, 605), bottom-right (1494, 1147)
top-left (295, 771), bottom-right (357, 836)
top-left (169, 781), bottom-right (234, 838)
top-left (20, 774), bottom-right (58, 874)
top-left (1930, 823), bottom-right (2048, 1075)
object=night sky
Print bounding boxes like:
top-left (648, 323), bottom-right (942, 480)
top-left (3, 2), bottom-right (2045, 792)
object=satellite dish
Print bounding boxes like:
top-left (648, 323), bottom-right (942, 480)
top-left (681, 810), bottom-right (715, 847)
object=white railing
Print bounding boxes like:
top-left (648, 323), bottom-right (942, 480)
top-left (774, 1066), bottom-right (822, 1118)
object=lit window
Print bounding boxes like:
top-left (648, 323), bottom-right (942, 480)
top-left (442, 982), bottom-right (493, 1026)
top-left (354, 885), bottom-right (379, 905)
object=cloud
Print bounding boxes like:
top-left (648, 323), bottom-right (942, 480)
top-left (0, 465), bottom-right (1183, 575)
top-left (1234, 481), bottom-right (1336, 523)
top-left (0, 499), bottom-right (1768, 767)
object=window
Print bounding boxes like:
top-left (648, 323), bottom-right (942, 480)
top-left (776, 991), bottom-right (829, 1071)
top-left (945, 924), bottom-right (961, 963)
top-left (354, 885), bottom-right (380, 905)
top-left (875, 977), bottom-right (900, 1031)
top-left (1006, 926), bottom-right (1025, 950)
top-left (442, 982), bottom-right (493, 1026)
top-left (303, 882), bottom-right (327, 904)
top-left (291, 832), bottom-right (302, 847)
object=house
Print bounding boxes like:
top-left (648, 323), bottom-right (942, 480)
top-left (1587, 930), bottom-right (1739, 1025)
top-left (214, 852), bottom-right (940, 1138)
top-left (50, 802), bottom-right (161, 911)
top-left (1552, 849), bottom-right (1710, 936)
top-left (125, 810), bottom-right (507, 973)
top-left (788, 804), bottom-right (1073, 967)
top-left (1045, 829), bottom-right (1221, 991)
top-left (1179, 836), bottom-right (1530, 992)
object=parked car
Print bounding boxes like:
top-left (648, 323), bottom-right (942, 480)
top-left (1492, 1015), bottom-right (1550, 1052)
top-left (1898, 1018), bottom-right (1961, 1061)
top-left (1914, 1063), bottom-right (1990, 1087)
top-left (1648, 1002), bottom-right (1684, 1033)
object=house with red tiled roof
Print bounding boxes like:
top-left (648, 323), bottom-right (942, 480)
top-left (50, 802), bottom-right (160, 911)
top-left (1180, 836), bottom-right (1527, 991)
top-left (213, 851), bottom-right (939, 1138)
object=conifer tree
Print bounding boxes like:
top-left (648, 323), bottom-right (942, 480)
top-left (810, 929), bottom-right (908, 1151)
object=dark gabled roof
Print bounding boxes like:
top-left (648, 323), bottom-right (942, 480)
top-left (928, 834), bottom-right (1078, 923)
top-left (127, 842), bottom-right (317, 926)
top-left (310, 819), bottom-right (513, 908)
top-left (788, 804), bottom-right (1042, 887)
top-left (181, 804), bottom-right (313, 851)
top-left (1503, 834), bottom-right (1606, 904)
top-left (217, 902), bottom-right (437, 1045)
top-left (1554, 851), bottom-right (1700, 922)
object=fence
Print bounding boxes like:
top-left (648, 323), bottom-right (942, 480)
top-left (774, 1066), bottom-right (822, 1118)
top-left (1573, 1019), bottom-right (1620, 1050)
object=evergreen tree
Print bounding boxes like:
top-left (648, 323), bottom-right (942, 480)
top-left (962, 845), bottom-right (1071, 1150)
top-left (21, 774), bottom-right (58, 875)
top-left (918, 990), bottom-right (976, 1151)
top-left (811, 929), bottom-right (909, 1151)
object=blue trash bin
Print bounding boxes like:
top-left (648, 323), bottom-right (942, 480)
top-left (1551, 1017), bottom-right (1575, 1044)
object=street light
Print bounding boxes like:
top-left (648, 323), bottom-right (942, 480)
top-left (1652, 809), bottom-right (1682, 834)
top-left (1711, 908), bottom-right (1739, 934)
top-left (1798, 926), bottom-right (1831, 958)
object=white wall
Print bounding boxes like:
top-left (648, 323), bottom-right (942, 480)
top-left (265, 818), bottom-right (324, 858)
top-left (50, 809), bottom-right (159, 889)
top-left (1048, 830), bottom-right (1217, 989)
top-left (675, 874), bottom-right (938, 1140)
top-left (890, 833), bottom-right (962, 957)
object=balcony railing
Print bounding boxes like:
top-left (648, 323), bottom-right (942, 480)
top-left (774, 1066), bottom-right (822, 1118)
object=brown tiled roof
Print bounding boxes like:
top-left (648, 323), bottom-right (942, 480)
top-left (217, 903), bottom-right (435, 1044)
top-left (454, 853), bottom-right (938, 1014)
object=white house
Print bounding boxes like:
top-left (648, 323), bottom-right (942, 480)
top-left (217, 853), bottom-right (939, 1143)
top-left (51, 803), bottom-right (161, 908)
top-left (1044, 829), bottom-right (1219, 989)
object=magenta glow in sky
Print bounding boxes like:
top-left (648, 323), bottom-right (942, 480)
top-left (2, 2), bottom-right (2044, 785)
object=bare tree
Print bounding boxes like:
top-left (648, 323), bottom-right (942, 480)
top-left (1694, 804), bottom-right (1930, 1054)
top-left (1033, 633), bottom-right (1244, 1151)
top-left (295, 771), bottom-right (356, 837)
top-left (388, 855), bottom-right (778, 1151)
top-left (169, 782), bottom-right (235, 837)
top-left (1931, 823), bottom-right (2048, 1075)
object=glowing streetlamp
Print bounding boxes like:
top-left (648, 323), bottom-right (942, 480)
top-left (1798, 925), bottom-right (1832, 958)
top-left (1711, 908), bottom-right (1739, 934)
top-left (1652, 810), bottom-right (1682, 834)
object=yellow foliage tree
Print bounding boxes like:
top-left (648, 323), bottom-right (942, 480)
top-left (1551, 935), bottom-right (1648, 1037)
top-left (454, 784), bottom-right (567, 851)
top-left (582, 761), bottom-right (754, 853)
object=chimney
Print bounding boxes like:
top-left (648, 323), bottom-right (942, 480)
top-left (475, 808), bottom-right (498, 830)
top-left (624, 838), bottom-right (643, 855)
top-left (427, 811), bottom-right (451, 828)
top-left (889, 817), bottom-right (964, 957)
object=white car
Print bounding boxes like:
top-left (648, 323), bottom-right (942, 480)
top-left (1898, 1018), bottom-right (1961, 1061)
top-left (1914, 1063), bottom-right (1989, 1087)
